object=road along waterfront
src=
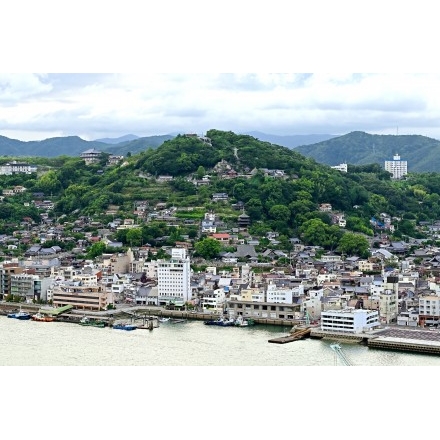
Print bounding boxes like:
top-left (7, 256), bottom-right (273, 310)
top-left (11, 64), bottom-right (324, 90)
top-left (2, 314), bottom-right (440, 366)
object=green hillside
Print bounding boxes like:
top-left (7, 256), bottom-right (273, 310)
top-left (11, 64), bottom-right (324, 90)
top-left (295, 131), bottom-right (440, 172)
top-left (3, 129), bottom-right (440, 258)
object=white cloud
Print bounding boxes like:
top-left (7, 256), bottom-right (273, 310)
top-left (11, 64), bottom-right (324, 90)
top-left (1, 72), bottom-right (440, 141)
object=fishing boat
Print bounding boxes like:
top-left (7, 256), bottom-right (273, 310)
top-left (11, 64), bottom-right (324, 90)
top-left (112, 322), bottom-right (137, 331)
top-left (234, 316), bottom-right (255, 327)
top-left (79, 316), bottom-right (106, 328)
top-left (158, 317), bottom-right (170, 323)
top-left (204, 317), bottom-right (235, 327)
top-left (31, 312), bottom-right (55, 322)
top-left (7, 308), bottom-right (31, 320)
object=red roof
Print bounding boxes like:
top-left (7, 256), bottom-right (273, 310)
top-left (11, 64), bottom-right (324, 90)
top-left (211, 233), bottom-right (230, 239)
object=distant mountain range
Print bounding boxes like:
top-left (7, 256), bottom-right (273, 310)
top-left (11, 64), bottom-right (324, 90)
top-left (0, 134), bottom-right (175, 158)
top-left (243, 131), bottom-right (338, 148)
top-left (94, 134), bottom-right (140, 144)
top-left (0, 131), bottom-right (336, 158)
top-left (2, 130), bottom-right (440, 173)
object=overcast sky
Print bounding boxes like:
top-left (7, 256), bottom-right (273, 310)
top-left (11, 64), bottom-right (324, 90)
top-left (2, 73), bottom-right (440, 142)
top-left (2, 2), bottom-right (440, 142)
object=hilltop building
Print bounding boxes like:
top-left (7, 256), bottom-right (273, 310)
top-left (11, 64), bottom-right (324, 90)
top-left (331, 163), bottom-right (348, 172)
top-left (0, 161), bottom-right (37, 175)
top-left (384, 154), bottom-right (407, 179)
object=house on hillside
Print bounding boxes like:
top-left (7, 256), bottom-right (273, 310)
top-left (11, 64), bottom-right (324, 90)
top-left (80, 149), bottom-right (102, 165)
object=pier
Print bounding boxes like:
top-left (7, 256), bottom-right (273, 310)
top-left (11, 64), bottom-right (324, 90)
top-left (268, 326), bottom-right (312, 344)
top-left (310, 326), bottom-right (440, 356)
top-left (366, 327), bottom-right (440, 355)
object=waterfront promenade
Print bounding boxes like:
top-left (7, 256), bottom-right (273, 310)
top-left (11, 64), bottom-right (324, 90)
top-left (0, 302), bottom-right (300, 327)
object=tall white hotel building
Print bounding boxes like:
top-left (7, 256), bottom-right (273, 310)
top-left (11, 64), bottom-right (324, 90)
top-left (157, 248), bottom-right (192, 306)
top-left (384, 153), bottom-right (408, 179)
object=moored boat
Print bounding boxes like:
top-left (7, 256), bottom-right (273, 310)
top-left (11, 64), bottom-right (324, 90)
top-left (158, 317), bottom-right (170, 323)
top-left (113, 322), bottom-right (137, 331)
top-left (32, 312), bottom-right (55, 322)
top-left (79, 316), bottom-right (106, 328)
top-left (7, 309), bottom-right (31, 320)
top-left (204, 317), bottom-right (235, 327)
top-left (234, 316), bottom-right (255, 327)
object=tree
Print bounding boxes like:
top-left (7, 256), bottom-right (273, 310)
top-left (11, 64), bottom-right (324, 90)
top-left (194, 237), bottom-right (222, 259)
top-left (269, 204), bottom-right (291, 223)
top-left (299, 218), bottom-right (329, 246)
top-left (86, 241), bottom-right (106, 259)
top-left (126, 228), bottom-right (143, 247)
top-left (196, 165), bottom-right (206, 179)
top-left (338, 232), bottom-right (370, 258)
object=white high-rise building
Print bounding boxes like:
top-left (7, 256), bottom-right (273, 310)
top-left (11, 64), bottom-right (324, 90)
top-left (157, 248), bottom-right (191, 306)
top-left (385, 154), bottom-right (408, 179)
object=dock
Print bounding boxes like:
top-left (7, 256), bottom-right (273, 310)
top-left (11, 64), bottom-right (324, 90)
top-left (311, 326), bottom-right (440, 356)
top-left (366, 327), bottom-right (440, 355)
top-left (268, 326), bottom-right (312, 344)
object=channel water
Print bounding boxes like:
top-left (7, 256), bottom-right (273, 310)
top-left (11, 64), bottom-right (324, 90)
top-left (2, 315), bottom-right (440, 366)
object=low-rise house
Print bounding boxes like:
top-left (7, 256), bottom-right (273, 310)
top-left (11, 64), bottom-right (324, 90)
top-left (212, 192), bottom-right (229, 202)
top-left (210, 233), bottom-right (231, 244)
top-left (319, 203), bottom-right (332, 212)
top-left (397, 308), bottom-right (419, 327)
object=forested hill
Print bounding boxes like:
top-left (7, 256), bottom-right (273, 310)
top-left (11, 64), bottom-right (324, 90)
top-left (134, 130), bottom-right (318, 177)
top-left (295, 131), bottom-right (440, 173)
top-left (4, 129), bottom-right (440, 252)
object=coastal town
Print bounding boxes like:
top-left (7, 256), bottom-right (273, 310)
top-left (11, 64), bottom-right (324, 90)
top-left (1, 141), bottom-right (440, 353)
top-left (1, 196), bottom-right (440, 334)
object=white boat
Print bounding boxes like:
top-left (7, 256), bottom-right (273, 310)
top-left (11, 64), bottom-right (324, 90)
top-left (158, 317), bottom-right (170, 323)
top-left (234, 316), bottom-right (255, 327)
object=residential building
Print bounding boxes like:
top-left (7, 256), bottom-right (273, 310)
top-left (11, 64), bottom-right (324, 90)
top-left (266, 281), bottom-right (304, 303)
top-left (51, 280), bottom-right (108, 311)
top-left (397, 308), bottom-right (419, 327)
top-left (212, 192), bottom-right (229, 202)
top-left (385, 153), bottom-right (408, 179)
top-left (0, 161), bottom-right (37, 175)
top-left (0, 263), bottom-right (25, 299)
top-left (331, 163), bottom-right (348, 172)
top-left (201, 287), bottom-right (226, 311)
top-left (100, 250), bottom-right (133, 275)
top-left (10, 273), bottom-right (53, 302)
top-left (418, 294), bottom-right (440, 327)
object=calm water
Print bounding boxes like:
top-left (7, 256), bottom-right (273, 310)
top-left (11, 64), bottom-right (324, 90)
top-left (2, 315), bottom-right (440, 366)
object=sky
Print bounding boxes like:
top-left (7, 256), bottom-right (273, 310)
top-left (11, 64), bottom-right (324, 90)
top-left (2, 2), bottom-right (440, 143)
top-left (2, 72), bottom-right (440, 142)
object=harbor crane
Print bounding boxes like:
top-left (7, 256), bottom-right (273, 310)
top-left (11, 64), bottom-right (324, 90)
top-left (330, 343), bottom-right (353, 366)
